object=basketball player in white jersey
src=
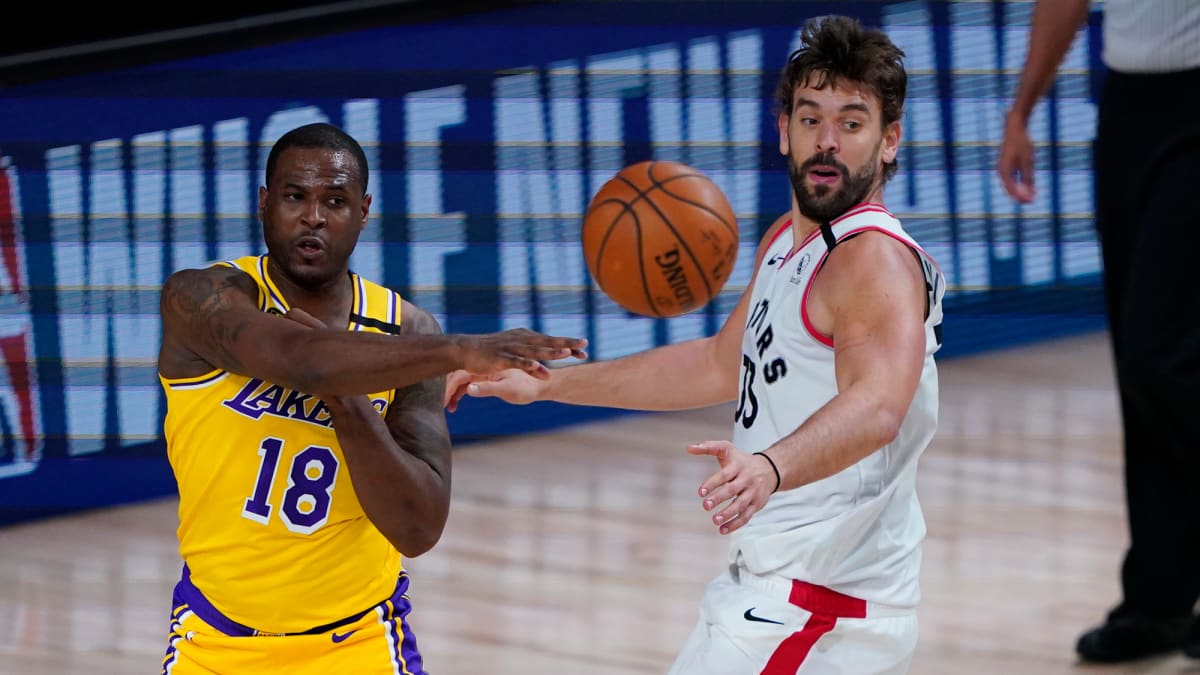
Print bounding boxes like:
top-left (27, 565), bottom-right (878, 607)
top-left (446, 15), bottom-right (943, 675)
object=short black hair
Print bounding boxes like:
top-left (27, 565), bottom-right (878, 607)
top-left (264, 122), bottom-right (369, 195)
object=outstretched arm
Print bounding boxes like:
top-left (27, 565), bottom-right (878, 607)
top-left (158, 265), bottom-right (586, 395)
top-left (445, 291), bottom-right (749, 412)
top-left (998, 0), bottom-right (1091, 202)
top-left (446, 214), bottom-right (794, 412)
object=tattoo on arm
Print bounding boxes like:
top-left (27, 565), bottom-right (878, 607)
top-left (386, 300), bottom-right (452, 478)
top-left (384, 372), bottom-right (452, 484)
top-left (162, 267), bottom-right (260, 372)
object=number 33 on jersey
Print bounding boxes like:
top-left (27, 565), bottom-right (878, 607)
top-left (736, 207), bottom-right (944, 435)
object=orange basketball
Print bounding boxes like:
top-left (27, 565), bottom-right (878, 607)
top-left (581, 160), bottom-right (739, 318)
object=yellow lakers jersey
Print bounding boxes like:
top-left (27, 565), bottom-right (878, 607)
top-left (162, 254), bottom-right (404, 633)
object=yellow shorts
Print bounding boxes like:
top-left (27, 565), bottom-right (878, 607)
top-left (161, 569), bottom-right (425, 675)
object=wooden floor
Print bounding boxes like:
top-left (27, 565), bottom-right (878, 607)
top-left (2, 330), bottom-right (1196, 674)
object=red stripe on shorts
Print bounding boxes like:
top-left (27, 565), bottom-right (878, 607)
top-left (760, 580), bottom-right (868, 674)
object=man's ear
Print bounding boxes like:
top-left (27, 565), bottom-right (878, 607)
top-left (257, 185), bottom-right (268, 223)
top-left (778, 111), bottom-right (791, 157)
top-left (880, 120), bottom-right (901, 165)
top-left (359, 193), bottom-right (372, 232)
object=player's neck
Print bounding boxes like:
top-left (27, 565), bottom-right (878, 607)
top-left (788, 185), bottom-right (887, 245)
top-left (265, 257), bottom-right (355, 323)
top-left (788, 212), bottom-right (821, 245)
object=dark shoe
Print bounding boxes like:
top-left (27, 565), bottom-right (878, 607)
top-left (1076, 613), bottom-right (1190, 663)
top-left (1184, 618), bottom-right (1200, 659)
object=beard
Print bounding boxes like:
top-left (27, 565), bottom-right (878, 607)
top-left (787, 145), bottom-right (880, 223)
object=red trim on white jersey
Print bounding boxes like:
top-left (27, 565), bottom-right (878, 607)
top-left (831, 202), bottom-right (895, 224)
top-left (763, 219), bottom-right (826, 266)
top-left (799, 224), bottom-right (929, 349)
top-left (784, 226), bottom-right (825, 264)
top-left (765, 219), bottom-right (793, 250)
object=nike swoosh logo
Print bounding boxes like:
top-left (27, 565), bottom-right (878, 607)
top-left (743, 608), bottom-right (784, 625)
top-left (331, 630), bottom-right (357, 643)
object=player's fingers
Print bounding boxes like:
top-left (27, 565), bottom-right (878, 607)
top-left (444, 370), bottom-right (471, 408)
top-left (687, 440), bottom-right (730, 457)
top-left (998, 137), bottom-right (1036, 204)
top-left (998, 157), bottom-right (1020, 199)
top-left (445, 368), bottom-right (471, 390)
top-left (519, 334), bottom-right (587, 355)
top-left (698, 472), bottom-right (734, 500)
top-left (507, 345), bottom-right (573, 362)
top-left (513, 358), bottom-right (552, 380)
top-left (690, 442), bottom-right (735, 495)
top-left (1000, 166), bottom-right (1035, 204)
top-left (714, 502), bottom-right (756, 535)
top-left (464, 379), bottom-right (512, 400)
top-left (697, 465), bottom-right (738, 501)
top-left (712, 502), bottom-right (741, 530)
top-left (1014, 153), bottom-right (1036, 203)
top-left (555, 336), bottom-right (588, 356)
top-left (445, 384), bottom-right (468, 412)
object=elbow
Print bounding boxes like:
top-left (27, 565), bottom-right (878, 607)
top-left (871, 404), bottom-right (905, 448)
top-left (392, 523), bottom-right (445, 559)
top-left (386, 506), bottom-right (449, 558)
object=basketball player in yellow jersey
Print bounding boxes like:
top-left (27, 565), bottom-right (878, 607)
top-left (156, 122), bottom-right (586, 675)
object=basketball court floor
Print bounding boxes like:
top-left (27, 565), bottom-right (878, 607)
top-left (1, 330), bottom-right (1195, 674)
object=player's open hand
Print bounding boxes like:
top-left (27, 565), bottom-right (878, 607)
top-left (443, 368), bottom-right (544, 412)
top-left (688, 440), bottom-right (776, 535)
top-left (456, 329), bottom-right (586, 380)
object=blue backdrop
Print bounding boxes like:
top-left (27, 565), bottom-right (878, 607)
top-left (0, 0), bottom-right (1106, 524)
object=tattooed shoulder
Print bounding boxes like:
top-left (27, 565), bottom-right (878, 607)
top-left (162, 266), bottom-right (259, 323)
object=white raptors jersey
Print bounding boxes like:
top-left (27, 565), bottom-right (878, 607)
top-left (730, 203), bottom-right (944, 610)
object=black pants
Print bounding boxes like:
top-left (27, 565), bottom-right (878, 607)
top-left (1094, 66), bottom-right (1200, 620)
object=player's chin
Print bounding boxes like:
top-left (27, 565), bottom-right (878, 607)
top-left (805, 181), bottom-right (841, 199)
top-left (286, 259), bottom-right (341, 286)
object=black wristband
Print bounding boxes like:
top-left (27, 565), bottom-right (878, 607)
top-left (754, 451), bottom-right (781, 493)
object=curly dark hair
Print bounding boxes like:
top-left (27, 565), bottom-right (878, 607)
top-left (773, 15), bottom-right (907, 182)
top-left (264, 122), bottom-right (369, 196)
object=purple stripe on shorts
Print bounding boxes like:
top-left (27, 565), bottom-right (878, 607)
top-left (161, 636), bottom-right (180, 674)
top-left (171, 564), bottom-right (423, 649)
top-left (388, 573), bottom-right (426, 675)
top-left (174, 565), bottom-right (258, 637)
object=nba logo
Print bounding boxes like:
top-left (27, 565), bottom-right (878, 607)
top-left (788, 252), bottom-right (812, 286)
top-left (0, 155), bottom-right (43, 479)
